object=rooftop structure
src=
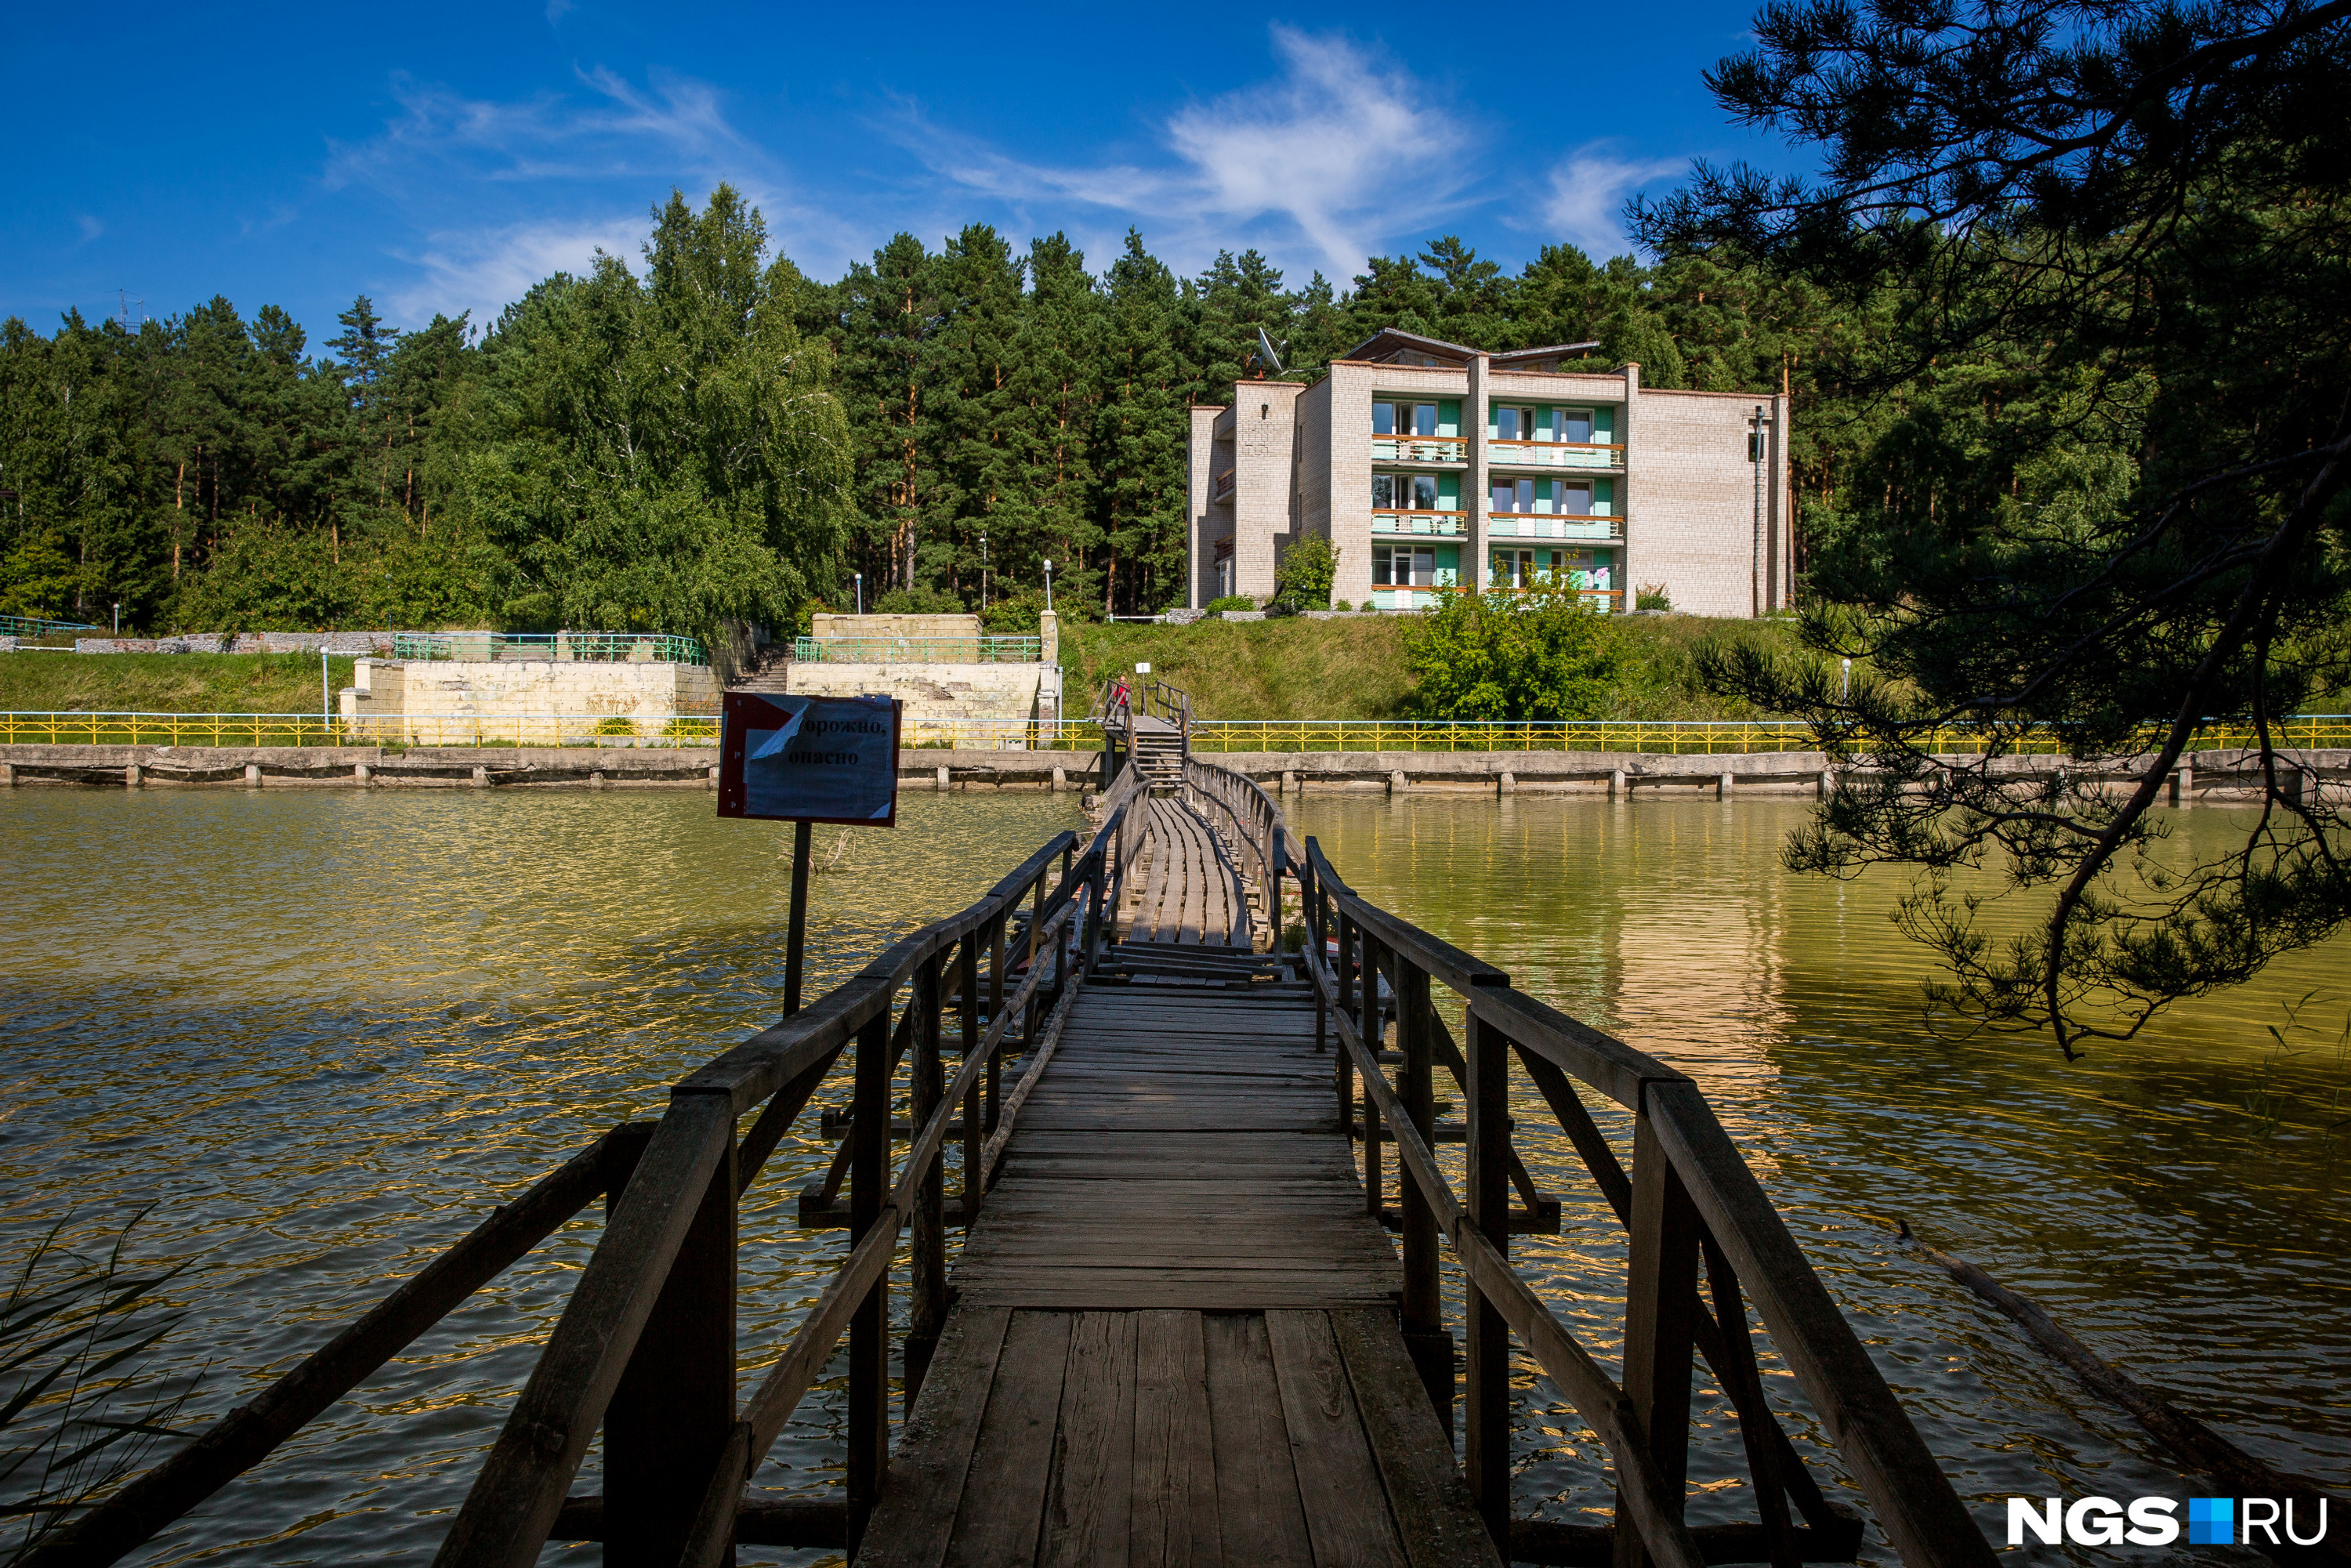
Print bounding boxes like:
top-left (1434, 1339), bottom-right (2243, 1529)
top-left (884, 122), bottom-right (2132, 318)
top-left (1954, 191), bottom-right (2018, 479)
top-left (1187, 328), bottom-right (1793, 616)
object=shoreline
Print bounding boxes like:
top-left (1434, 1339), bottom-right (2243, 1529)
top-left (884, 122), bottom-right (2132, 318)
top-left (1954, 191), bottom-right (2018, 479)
top-left (4, 743), bottom-right (2342, 798)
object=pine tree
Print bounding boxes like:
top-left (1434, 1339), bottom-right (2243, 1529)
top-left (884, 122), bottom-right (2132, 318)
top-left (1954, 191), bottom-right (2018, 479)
top-left (836, 234), bottom-right (935, 591)
top-left (921, 224), bottom-right (1025, 596)
top-left (1096, 233), bottom-right (1189, 614)
top-left (998, 233), bottom-right (1100, 613)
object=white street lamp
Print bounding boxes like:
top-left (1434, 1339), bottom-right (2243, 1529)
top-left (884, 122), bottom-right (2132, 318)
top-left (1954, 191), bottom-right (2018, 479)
top-left (1043, 559), bottom-right (1054, 613)
top-left (854, 572), bottom-right (863, 615)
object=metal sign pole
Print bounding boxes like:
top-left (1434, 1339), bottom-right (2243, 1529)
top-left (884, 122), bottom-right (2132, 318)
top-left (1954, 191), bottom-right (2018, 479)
top-left (785, 818), bottom-right (813, 1016)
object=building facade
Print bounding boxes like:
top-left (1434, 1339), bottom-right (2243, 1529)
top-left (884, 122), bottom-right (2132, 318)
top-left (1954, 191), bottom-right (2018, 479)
top-left (1186, 328), bottom-right (1793, 617)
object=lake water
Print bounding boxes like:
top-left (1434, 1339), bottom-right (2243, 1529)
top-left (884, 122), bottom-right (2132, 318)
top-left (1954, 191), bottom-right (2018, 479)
top-left (2, 787), bottom-right (2343, 1563)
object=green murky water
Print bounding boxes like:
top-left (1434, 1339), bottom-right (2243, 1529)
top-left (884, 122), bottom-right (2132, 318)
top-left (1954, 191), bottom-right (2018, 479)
top-left (1, 788), bottom-right (2342, 1563)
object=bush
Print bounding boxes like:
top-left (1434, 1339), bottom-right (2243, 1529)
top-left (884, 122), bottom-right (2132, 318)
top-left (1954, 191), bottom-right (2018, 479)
top-left (1404, 584), bottom-right (1623, 719)
top-left (1271, 536), bottom-right (1339, 611)
top-left (1635, 582), bottom-right (1672, 612)
top-left (872, 585), bottom-right (965, 616)
top-left (1333, 599), bottom-right (1352, 612)
top-left (981, 587), bottom-right (1049, 633)
top-left (1204, 594), bottom-right (1256, 613)
top-left (595, 715), bottom-right (638, 737)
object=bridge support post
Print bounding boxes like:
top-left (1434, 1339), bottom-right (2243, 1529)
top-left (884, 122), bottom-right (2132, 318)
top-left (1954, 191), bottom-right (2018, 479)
top-left (1463, 1012), bottom-right (1512, 1544)
top-left (602, 1114), bottom-right (737, 1568)
top-left (848, 1006), bottom-right (891, 1548)
top-left (1396, 958), bottom-right (1454, 1436)
top-left (1616, 1097), bottom-right (1702, 1568)
top-left (907, 950), bottom-right (947, 1410)
top-left (958, 934), bottom-right (984, 1229)
top-left (1359, 936), bottom-right (1385, 1225)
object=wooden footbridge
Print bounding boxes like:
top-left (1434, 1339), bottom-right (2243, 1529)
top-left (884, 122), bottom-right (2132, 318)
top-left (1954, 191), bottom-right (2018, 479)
top-left (36, 703), bottom-right (1997, 1567)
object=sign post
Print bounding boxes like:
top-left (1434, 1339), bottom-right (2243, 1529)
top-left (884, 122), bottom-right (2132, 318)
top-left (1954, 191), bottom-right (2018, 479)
top-left (718, 691), bottom-right (902, 1016)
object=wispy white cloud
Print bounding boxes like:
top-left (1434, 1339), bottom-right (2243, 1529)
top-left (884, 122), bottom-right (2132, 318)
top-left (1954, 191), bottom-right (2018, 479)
top-left (326, 66), bottom-right (763, 194)
top-left (387, 214), bottom-right (647, 328)
top-left (74, 214), bottom-right (103, 244)
top-left (909, 28), bottom-right (1475, 281)
top-left (1537, 145), bottom-right (1686, 257)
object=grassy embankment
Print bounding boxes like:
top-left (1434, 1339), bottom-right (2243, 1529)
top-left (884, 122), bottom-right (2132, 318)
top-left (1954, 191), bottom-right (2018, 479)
top-left (1, 615), bottom-right (1791, 722)
top-left (0, 654), bottom-right (356, 715)
top-left (1060, 614), bottom-right (1797, 721)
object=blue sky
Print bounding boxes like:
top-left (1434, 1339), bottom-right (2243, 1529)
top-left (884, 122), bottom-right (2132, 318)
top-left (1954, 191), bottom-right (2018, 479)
top-left (2, 2), bottom-right (1791, 344)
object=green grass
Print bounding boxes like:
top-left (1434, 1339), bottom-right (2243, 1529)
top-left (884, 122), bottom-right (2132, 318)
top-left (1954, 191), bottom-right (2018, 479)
top-left (1061, 613), bottom-right (1797, 722)
top-left (0, 652), bottom-right (356, 714)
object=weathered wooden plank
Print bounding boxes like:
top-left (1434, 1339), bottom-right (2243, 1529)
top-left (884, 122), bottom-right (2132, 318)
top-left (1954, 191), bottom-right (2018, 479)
top-left (1201, 1313), bottom-right (1313, 1568)
top-left (854, 1306), bottom-right (1014, 1568)
top-left (1330, 1309), bottom-right (1505, 1568)
top-left (1263, 1310), bottom-right (1408, 1568)
top-left (939, 1310), bottom-right (1074, 1568)
top-left (1041, 1312), bottom-right (1139, 1568)
top-left (1131, 1311), bottom-right (1220, 1568)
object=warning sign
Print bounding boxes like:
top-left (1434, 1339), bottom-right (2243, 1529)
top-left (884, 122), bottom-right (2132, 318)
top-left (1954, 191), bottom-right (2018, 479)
top-left (717, 692), bottom-right (901, 826)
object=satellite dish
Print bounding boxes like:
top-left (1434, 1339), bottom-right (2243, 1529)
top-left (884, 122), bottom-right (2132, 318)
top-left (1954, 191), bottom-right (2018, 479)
top-left (1255, 324), bottom-right (1285, 377)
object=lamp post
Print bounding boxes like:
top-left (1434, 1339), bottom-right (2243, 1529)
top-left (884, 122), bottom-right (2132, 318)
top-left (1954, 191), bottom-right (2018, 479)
top-left (1841, 657), bottom-right (1852, 704)
top-left (1042, 559), bottom-right (1053, 614)
top-left (980, 531), bottom-right (988, 615)
top-left (854, 572), bottom-right (863, 615)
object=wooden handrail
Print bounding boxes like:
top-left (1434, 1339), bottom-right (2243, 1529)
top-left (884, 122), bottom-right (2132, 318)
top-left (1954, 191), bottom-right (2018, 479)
top-left (1176, 756), bottom-right (1993, 1566)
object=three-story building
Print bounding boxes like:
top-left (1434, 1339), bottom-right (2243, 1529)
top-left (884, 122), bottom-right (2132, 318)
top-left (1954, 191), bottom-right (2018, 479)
top-left (1186, 328), bottom-right (1793, 616)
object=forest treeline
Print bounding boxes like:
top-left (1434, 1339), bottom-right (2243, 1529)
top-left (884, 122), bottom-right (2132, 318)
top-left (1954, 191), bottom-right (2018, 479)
top-left (0, 182), bottom-right (1921, 638)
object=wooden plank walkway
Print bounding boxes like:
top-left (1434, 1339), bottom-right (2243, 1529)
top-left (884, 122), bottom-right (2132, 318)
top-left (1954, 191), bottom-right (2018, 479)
top-left (860, 827), bottom-right (1502, 1566)
top-left (1121, 796), bottom-right (1252, 948)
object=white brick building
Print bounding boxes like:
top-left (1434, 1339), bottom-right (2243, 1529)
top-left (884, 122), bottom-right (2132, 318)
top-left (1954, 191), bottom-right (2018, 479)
top-left (1186, 328), bottom-right (1793, 617)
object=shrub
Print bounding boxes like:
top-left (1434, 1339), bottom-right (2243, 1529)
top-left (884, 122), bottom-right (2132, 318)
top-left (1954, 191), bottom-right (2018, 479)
top-left (1635, 582), bottom-right (1672, 611)
top-left (595, 715), bottom-right (638, 737)
top-left (1204, 594), bottom-right (1256, 613)
top-left (1271, 536), bottom-right (1339, 611)
top-left (1333, 599), bottom-right (1352, 612)
top-left (1404, 584), bottom-right (1623, 719)
top-left (981, 587), bottom-right (1049, 634)
top-left (872, 585), bottom-right (965, 616)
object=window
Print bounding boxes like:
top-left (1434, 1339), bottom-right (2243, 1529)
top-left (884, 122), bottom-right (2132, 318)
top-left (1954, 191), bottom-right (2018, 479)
top-left (1559, 482), bottom-right (1593, 516)
top-left (1373, 545), bottom-right (1436, 586)
top-left (1491, 477), bottom-right (1534, 513)
top-left (1494, 405), bottom-right (1533, 440)
top-left (1492, 549), bottom-right (1567, 588)
top-left (1372, 401), bottom-right (1396, 436)
top-left (1371, 473), bottom-right (1396, 509)
top-left (1559, 408), bottom-right (1595, 444)
top-left (1411, 474), bottom-right (1440, 510)
top-left (1374, 400), bottom-right (1442, 436)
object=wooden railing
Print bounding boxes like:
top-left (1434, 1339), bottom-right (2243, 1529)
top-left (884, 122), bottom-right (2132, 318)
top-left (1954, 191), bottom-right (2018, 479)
top-left (27, 780), bottom-right (1152, 1568)
top-left (1183, 756), bottom-right (1997, 1567)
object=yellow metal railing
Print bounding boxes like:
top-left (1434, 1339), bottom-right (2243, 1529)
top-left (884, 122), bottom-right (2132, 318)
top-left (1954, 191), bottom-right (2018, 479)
top-left (5, 712), bottom-right (2346, 755)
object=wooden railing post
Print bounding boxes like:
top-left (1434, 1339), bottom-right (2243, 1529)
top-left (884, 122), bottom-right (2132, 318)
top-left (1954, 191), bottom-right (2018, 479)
top-left (907, 948), bottom-right (947, 1409)
top-left (1396, 957), bottom-right (1452, 1433)
top-left (602, 1099), bottom-right (737, 1568)
top-left (985, 911), bottom-right (1006, 1133)
top-left (1463, 1012), bottom-right (1512, 1544)
top-left (1335, 911), bottom-right (1357, 1126)
top-left (847, 1007), bottom-right (891, 1549)
top-left (1310, 875), bottom-right (1328, 1056)
top-left (1360, 932), bottom-right (1385, 1221)
top-left (958, 931), bottom-right (983, 1228)
top-left (1615, 1092), bottom-right (1702, 1568)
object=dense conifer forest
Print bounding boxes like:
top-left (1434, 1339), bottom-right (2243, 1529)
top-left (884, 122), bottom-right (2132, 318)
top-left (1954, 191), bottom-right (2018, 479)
top-left (0, 185), bottom-right (1902, 638)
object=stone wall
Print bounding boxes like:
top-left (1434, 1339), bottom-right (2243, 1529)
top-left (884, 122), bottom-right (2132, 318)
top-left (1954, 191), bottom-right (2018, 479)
top-left (810, 613), bottom-right (982, 640)
top-left (340, 657), bottom-right (718, 745)
top-left (784, 660), bottom-right (1049, 747)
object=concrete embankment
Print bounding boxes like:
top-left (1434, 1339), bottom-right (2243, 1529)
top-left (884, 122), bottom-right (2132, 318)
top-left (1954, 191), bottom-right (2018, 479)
top-left (5, 743), bottom-right (2342, 798)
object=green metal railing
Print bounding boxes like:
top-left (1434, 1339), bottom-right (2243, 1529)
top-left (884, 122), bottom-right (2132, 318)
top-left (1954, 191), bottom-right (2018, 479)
top-left (792, 636), bottom-right (1043, 664)
top-left (1179, 716), bottom-right (2351, 754)
top-left (2, 614), bottom-right (100, 638)
top-left (392, 632), bottom-right (709, 665)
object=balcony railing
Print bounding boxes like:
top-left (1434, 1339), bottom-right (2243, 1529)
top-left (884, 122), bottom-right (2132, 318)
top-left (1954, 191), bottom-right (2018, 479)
top-left (1487, 439), bottom-right (1624, 469)
top-left (1487, 512), bottom-right (1625, 542)
top-left (1371, 509), bottom-right (1468, 535)
top-left (1369, 434), bottom-right (1468, 463)
top-left (1210, 470), bottom-right (1235, 502)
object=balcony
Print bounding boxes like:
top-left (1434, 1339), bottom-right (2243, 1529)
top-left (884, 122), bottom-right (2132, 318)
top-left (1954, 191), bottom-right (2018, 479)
top-left (1370, 434), bottom-right (1468, 464)
top-left (1210, 469), bottom-right (1235, 504)
top-left (1487, 439), bottom-right (1623, 470)
top-left (1371, 509), bottom-right (1468, 536)
top-left (1486, 512), bottom-right (1625, 543)
top-left (1368, 585), bottom-right (1469, 611)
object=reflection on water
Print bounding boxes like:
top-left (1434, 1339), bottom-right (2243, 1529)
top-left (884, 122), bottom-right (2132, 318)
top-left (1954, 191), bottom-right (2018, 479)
top-left (0, 788), bottom-right (1081, 1566)
top-left (1297, 791), bottom-right (2350, 1563)
top-left (2, 788), bottom-right (2344, 1563)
